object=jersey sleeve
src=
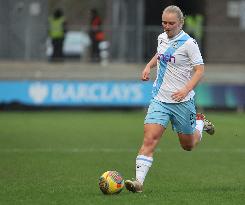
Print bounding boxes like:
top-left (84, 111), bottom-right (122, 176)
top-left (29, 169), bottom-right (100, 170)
top-left (186, 38), bottom-right (204, 66)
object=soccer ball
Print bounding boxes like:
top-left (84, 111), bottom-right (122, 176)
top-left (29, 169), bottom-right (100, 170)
top-left (99, 170), bottom-right (124, 194)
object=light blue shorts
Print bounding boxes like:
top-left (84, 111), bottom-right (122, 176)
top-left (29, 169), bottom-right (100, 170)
top-left (144, 98), bottom-right (196, 134)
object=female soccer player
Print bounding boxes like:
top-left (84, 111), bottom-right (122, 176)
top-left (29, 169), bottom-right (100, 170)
top-left (125, 5), bottom-right (215, 193)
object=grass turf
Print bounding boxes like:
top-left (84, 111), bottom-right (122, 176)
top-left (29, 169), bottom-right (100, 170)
top-left (0, 111), bottom-right (245, 205)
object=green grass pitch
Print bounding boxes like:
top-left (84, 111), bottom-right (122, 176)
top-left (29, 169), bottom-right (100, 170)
top-left (0, 110), bottom-right (245, 205)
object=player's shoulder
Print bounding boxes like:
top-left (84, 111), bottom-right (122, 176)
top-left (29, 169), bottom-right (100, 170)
top-left (157, 33), bottom-right (168, 46)
top-left (158, 32), bottom-right (167, 40)
top-left (185, 36), bottom-right (199, 47)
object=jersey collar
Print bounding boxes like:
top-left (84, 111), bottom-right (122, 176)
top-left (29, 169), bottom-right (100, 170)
top-left (168, 30), bottom-right (184, 42)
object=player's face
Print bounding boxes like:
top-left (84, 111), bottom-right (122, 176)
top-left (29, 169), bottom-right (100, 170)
top-left (162, 12), bottom-right (182, 38)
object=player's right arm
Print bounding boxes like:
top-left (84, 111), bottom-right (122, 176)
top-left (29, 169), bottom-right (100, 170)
top-left (141, 53), bottom-right (158, 81)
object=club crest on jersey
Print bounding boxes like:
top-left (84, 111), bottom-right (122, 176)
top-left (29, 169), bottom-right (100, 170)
top-left (172, 41), bottom-right (178, 48)
top-left (157, 53), bottom-right (176, 63)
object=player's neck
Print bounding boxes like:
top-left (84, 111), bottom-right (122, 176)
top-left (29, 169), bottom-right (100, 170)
top-left (168, 30), bottom-right (183, 40)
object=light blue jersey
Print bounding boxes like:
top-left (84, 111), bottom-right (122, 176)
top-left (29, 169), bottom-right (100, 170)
top-left (153, 30), bottom-right (204, 103)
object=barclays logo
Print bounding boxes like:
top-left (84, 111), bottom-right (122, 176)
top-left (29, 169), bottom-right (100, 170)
top-left (28, 82), bottom-right (48, 104)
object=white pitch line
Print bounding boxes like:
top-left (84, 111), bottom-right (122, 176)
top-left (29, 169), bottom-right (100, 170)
top-left (0, 148), bottom-right (245, 153)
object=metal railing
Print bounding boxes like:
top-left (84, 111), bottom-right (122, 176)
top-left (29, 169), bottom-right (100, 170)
top-left (0, 24), bottom-right (245, 63)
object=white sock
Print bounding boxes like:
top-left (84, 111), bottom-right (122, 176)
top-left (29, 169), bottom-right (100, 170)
top-left (195, 120), bottom-right (204, 140)
top-left (135, 155), bottom-right (153, 185)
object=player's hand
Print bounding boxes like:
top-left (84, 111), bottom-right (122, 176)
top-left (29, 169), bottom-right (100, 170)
top-left (171, 86), bottom-right (189, 102)
top-left (141, 65), bottom-right (151, 81)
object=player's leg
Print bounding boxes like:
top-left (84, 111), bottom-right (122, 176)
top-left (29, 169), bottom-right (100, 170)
top-left (139, 123), bottom-right (166, 157)
top-left (136, 123), bottom-right (165, 182)
top-left (125, 124), bottom-right (165, 193)
top-left (125, 99), bottom-right (169, 193)
top-left (172, 99), bottom-right (214, 151)
top-left (170, 99), bottom-right (200, 151)
top-left (178, 130), bottom-right (200, 151)
top-left (178, 113), bottom-right (215, 151)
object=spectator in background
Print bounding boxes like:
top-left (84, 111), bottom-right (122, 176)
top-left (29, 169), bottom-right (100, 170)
top-left (48, 8), bottom-right (67, 62)
top-left (184, 14), bottom-right (204, 49)
top-left (89, 8), bottom-right (104, 62)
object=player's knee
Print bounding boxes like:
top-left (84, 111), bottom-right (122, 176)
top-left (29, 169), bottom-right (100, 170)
top-left (143, 134), bottom-right (159, 147)
top-left (181, 144), bottom-right (194, 151)
top-left (140, 136), bottom-right (158, 155)
top-left (143, 136), bottom-right (154, 147)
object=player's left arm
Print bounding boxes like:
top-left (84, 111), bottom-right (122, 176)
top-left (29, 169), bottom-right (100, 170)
top-left (171, 64), bottom-right (204, 101)
top-left (185, 64), bottom-right (204, 92)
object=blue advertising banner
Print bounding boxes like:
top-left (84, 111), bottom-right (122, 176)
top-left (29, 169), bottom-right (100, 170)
top-left (0, 80), bottom-right (153, 106)
top-left (195, 84), bottom-right (245, 108)
top-left (0, 80), bottom-right (244, 108)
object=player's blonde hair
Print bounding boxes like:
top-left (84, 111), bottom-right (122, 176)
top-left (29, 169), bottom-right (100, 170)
top-left (162, 5), bottom-right (184, 26)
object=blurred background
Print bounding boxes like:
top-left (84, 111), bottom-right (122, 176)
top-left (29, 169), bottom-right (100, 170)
top-left (0, 0), bottom-right (244, 111)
